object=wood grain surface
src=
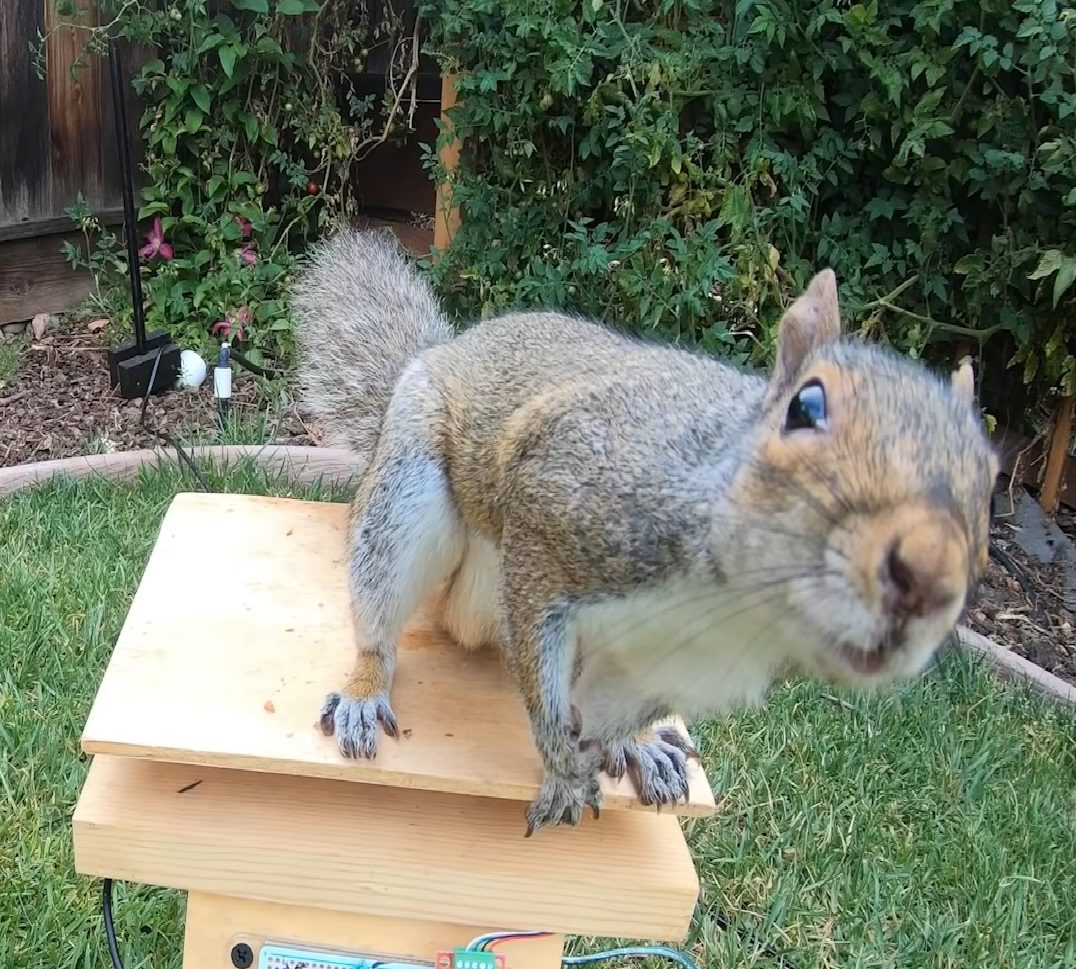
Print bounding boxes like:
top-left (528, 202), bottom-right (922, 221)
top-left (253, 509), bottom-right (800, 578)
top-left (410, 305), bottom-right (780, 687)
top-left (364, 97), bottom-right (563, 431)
top-left (73, 755), bottom-right (700, 940)
top-left (80, 492), bottom-right (718, 817)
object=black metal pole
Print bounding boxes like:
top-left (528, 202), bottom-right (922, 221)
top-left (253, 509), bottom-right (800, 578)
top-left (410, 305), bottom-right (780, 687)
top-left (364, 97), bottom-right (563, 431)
top-left (107, 36), bottom-right (148, 354)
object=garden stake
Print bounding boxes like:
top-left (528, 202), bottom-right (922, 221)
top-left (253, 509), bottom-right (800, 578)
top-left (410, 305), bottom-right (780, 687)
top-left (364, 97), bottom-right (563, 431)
top-left (104, 35), bottom-right (181, 400)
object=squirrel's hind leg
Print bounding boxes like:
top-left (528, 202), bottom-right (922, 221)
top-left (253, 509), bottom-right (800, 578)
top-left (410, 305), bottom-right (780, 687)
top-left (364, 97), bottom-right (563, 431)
top-left (321, 370), bottom-right (465, 760)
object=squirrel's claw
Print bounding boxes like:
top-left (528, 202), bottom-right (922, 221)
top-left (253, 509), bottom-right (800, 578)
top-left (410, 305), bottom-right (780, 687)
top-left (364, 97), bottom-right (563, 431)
top-left (318, 690), bottom-right (399, 759)
top-left (601, 729), bottom-right (697, 808)
top-left (524, 770), bottom-right (603, 837)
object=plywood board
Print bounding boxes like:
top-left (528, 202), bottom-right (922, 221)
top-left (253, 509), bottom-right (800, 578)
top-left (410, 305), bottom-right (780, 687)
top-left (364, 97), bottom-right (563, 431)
top-left (81, 492), bottom-right (717, 817)
top-left (74, 755), bottom-right (699, 940)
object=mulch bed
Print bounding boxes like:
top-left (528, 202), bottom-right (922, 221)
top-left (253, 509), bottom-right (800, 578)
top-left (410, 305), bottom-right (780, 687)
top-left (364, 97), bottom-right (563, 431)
top-left (2, 313), bottom-right (1075, 691)
top-left (969, 494), bottom-right (1076, 688)
top-left (0, 316), bottom-right (312, 466)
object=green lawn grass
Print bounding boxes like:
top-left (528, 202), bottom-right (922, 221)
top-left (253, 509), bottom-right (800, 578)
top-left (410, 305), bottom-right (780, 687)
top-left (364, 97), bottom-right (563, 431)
top-left (1, 464), bottom-right (1074, 969)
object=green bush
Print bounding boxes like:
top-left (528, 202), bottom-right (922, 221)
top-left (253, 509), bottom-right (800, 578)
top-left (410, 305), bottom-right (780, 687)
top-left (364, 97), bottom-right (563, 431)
top-left (421, 0), bottom-right (1076, 410)
top-left (46, 0), bottom-right (419, 366)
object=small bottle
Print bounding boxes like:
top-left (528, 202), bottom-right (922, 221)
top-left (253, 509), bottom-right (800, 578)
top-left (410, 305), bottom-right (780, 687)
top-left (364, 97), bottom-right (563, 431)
top-left (214, 341), bottom-right (232, 422)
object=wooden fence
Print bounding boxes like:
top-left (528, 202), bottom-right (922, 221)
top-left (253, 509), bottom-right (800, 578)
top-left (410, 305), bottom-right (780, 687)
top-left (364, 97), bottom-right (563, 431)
top-left (0, 1), bottom-right (143, 324)
top-left (0, 0), bottom-right (443, 327)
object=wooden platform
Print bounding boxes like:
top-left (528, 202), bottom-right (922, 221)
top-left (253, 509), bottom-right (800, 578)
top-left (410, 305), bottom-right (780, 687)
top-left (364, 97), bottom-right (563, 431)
top-left (73, 754), bottom-right (699, 939)
top-left (73, 491), bottom-right (711, 967)
top-left (81, 492), bottom-right (717, 817)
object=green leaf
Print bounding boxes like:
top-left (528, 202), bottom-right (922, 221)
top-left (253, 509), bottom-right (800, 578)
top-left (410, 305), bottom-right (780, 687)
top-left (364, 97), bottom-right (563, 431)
top-left (233, 0), bottom-right (269, 10)
top-left (219, 44), bottom-right (239, 77)
top-left (277, 0), bottom-right (319, 13)
top-left (197, 33), bottom-right (227, 55)
top-left (1028, 249), bottom-right (1066, 281)
top-left (1053, 261), bottom-right (1076, 308)
top-left (256, 36), bottom-right (284, 57)
top-left (185, 109), bottom-right (204, 133)
top-left (953, 253), bottom-right (981, 275)
top-left (192, 84), bottom-right (211, 113)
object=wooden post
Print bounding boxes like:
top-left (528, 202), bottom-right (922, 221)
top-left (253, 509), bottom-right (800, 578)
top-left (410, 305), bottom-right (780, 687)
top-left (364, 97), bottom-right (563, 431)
top-left (1040, 394), bottom-right (1074, 515)
top-left (433, 72), bottom-right (462, 256)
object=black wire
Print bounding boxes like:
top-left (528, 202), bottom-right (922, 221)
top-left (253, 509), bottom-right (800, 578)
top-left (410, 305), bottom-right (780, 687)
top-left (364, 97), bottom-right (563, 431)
top-left (229, 348), bottom-right (287, 379)
top-left (139, 344), bottom-right (214, 493)
top-left (102, 879), bottom-right (125, 969)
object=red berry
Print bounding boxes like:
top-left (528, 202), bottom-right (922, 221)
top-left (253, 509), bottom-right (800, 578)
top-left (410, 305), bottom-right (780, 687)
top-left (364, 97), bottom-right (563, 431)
top-left (307, 182), bottom-right (319, 195)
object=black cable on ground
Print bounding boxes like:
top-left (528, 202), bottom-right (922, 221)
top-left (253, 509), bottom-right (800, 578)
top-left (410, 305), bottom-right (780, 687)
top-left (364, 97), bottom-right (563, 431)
top-left (102, 879), bottom-right (125, 969)
top-left (230, 348), bottom-right (287, 379)
top-left (138, 344), bottom-right (214, 493)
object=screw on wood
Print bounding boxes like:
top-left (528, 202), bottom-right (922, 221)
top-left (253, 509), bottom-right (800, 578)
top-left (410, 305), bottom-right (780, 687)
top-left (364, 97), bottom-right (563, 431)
top-left (230, 942), bottom-right (254, 968)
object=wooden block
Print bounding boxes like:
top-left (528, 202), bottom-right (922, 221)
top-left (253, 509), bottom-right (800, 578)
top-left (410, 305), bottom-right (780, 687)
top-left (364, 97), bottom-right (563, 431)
top-left (81, 492), bottom-right (717, 818)
top-left (433, 73), bottom-right (462, 254)
top-left (182, 893), bottom-right (565, 969)
top-left (74, 755), bottom-right (700, 940)
top-left (0, 232), bottom-right (93, 324)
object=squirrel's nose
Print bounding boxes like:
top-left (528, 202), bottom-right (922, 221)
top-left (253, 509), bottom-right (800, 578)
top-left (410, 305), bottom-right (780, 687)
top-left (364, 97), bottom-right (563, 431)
top-left (878, 520), bottom-right (966, 621)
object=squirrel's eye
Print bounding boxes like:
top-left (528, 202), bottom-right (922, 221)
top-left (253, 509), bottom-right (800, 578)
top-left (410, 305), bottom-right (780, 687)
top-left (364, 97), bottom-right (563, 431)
top-left (784, 379), bottom-right (827, 432)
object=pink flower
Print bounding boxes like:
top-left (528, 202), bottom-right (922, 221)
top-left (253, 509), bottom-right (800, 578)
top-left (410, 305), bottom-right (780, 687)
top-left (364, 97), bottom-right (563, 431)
top-left (235, 217), bottom-right (253, 239)
top-left (240, 245), bottom-right (258, 266)
top-left (138, 217), bottom-right (173, 261)
top-left (212, 306), bottom-right (251, 342)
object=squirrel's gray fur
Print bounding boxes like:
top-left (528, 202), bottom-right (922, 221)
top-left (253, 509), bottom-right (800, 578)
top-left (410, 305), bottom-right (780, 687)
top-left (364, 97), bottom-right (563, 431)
top-left (292, 230), bottom-right (451, 456)
top-left (291, 227), bottom-right (999, 836)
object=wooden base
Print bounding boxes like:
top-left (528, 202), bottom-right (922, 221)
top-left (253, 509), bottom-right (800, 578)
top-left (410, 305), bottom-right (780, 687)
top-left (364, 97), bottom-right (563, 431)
top-left (73, 492), bottom-right (709, 966)
top-left (74, 754), bottom-right (699, 939)
top-left (183, 894), bottom-right (566, 969)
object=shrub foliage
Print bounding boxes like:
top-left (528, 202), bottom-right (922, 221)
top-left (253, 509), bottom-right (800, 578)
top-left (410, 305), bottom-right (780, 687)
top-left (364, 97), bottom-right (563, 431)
top-left (46, 0), bottom-right (420, 366)
top-left (421, 0), bottom-right (1076, 410)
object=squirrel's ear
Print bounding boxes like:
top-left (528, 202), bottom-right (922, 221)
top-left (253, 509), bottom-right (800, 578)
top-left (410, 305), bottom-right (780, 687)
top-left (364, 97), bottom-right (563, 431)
top-left (773, 269), bottom-right (841, 388)
top-left (952, 357), bottom-right (976, 406)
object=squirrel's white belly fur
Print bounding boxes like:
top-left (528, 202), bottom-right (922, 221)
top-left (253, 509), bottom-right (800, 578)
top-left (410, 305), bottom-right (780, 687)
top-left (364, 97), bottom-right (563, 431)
top-left (571, 581), bottom-right (792, 738)
top-left (442, 528), bottom-right (789, 740)
top-left (442, 529), bottom-right (503, 650)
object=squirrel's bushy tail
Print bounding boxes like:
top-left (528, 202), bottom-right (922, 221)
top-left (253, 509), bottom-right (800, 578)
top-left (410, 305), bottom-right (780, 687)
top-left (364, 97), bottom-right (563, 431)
top-left (290, 228), bottom-right (451, 456)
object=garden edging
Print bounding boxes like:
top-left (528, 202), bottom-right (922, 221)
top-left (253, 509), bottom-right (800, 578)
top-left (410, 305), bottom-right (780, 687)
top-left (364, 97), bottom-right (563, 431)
top-left (2, 445), bottom-right (1073, 709)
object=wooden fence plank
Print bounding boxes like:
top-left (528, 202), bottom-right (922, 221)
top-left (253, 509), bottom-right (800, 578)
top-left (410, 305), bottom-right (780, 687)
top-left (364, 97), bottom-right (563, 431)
top-left (0, 0), bottom-right (51, 229)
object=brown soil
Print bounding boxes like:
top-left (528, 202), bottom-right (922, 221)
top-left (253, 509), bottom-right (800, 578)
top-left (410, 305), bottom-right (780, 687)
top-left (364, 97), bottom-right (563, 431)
top-left (969, 494), bottom-right (1076, 688)
top-left (2, 312), bottom-right (1075, 690)
top-left (0, 316), bottom-right (313, 467)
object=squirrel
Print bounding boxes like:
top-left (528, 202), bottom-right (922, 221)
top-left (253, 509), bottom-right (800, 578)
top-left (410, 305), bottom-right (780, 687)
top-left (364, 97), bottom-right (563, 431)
top-left (291, 228), bottom-right (998, 837)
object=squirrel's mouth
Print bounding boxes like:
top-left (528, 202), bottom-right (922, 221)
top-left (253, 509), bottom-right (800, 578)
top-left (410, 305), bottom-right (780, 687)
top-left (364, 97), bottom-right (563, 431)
top-left (835, 637), bottom-right (896, 676)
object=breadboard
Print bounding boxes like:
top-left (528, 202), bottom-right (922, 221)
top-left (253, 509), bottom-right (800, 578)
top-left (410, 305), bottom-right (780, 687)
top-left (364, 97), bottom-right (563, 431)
top-left (80, 492), bottom-right (717, 816)
top-left (257, 942), bottom-right (430, 969)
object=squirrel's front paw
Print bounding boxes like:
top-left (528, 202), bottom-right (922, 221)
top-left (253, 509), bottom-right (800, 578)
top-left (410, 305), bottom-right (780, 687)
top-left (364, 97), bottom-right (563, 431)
top-left (602, 727), bottom-right (699, 808)
top-left (318, 690), bottom-right (399, 759)
top-left (524, 770), bottom-right (603, 837)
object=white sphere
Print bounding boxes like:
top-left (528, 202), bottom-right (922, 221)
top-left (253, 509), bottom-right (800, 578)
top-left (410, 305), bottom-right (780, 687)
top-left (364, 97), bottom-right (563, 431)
top-left (176, 349), bottom-right (208, 390)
